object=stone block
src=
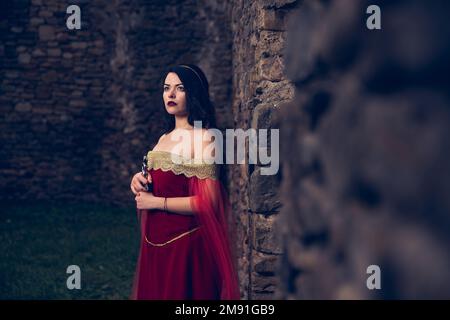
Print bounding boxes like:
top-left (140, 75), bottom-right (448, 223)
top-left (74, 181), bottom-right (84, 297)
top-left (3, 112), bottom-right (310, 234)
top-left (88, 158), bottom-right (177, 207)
top-left (18, 53), bottom-right (31, 64)
top-left (47, 48), bottom-right (61, 57)
top-left (251, 103), bottom-right (279, 130)
top-left (254, 252), bottom-right (279, 276)
top-left (38, 25), bottom-right (55, 41)
top-left (15, 102), bottom-right (32, 112)
top-left (249, 166), bottom-right (281, 213)
top-left (261, 0), bottom-right (298, 9)
top-left (254, 214), bottom-right (282, 254)
top-left (260, 9), bottom-right (289, 31)
top-left (256, 30), bottom-right (286, 58)
top-left (259, 55), bottom-right (284, 81)
top-left (252, 272), bottom-right (277, 294)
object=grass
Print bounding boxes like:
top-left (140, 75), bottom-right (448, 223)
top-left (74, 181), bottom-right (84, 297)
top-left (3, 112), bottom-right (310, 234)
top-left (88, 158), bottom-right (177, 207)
top-left (0, 201), bottom-right (140, 299)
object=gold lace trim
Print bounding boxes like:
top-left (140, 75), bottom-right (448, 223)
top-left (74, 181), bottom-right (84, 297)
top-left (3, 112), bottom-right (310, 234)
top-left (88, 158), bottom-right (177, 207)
top-left (146, 150), bottom-right (218, 180)
top-left (144, 226), bottom-right (200, 247)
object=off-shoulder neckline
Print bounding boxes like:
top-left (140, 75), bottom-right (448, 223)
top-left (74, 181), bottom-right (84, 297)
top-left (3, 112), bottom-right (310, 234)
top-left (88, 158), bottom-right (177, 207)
top-left (148, 150), bottom-right (193, 161)
top-left (148, 150), bottom-right (216, 163)
top-left (146, 150), bottom-right (218, 179)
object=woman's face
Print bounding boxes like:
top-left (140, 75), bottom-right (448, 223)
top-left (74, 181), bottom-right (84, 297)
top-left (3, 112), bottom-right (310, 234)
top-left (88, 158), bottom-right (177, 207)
top-left (163, 72), bottom-right (187, 116)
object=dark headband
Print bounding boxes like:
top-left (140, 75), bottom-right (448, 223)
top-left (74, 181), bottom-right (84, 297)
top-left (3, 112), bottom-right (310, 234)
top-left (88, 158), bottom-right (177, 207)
top-left (178, 64), bottom-right (207, 92)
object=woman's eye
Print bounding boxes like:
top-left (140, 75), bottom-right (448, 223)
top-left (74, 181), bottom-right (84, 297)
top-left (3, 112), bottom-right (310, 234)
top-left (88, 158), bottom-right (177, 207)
top-left (177, 86), bottom-right (185, 92)
top-left (163, 87), bottom-right (169, 91)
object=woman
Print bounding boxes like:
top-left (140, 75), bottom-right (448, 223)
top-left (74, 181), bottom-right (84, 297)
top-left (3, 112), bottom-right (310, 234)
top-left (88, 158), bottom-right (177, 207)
top-left (129, 64), bottom-right (240, 300)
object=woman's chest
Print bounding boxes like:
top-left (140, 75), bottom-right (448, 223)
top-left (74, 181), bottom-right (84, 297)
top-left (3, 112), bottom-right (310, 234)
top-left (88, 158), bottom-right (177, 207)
top-left (150, 169), bottom-right (191, 197)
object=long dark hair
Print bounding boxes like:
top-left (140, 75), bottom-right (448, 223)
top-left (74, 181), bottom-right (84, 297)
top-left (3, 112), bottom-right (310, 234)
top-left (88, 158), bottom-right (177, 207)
top-left (162, 64), bottom-right (216, 132)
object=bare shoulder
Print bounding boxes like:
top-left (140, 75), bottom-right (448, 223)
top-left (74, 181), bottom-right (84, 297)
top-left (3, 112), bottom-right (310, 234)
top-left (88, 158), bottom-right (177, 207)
top-left (151, 133), bottom-right (168, 151)
top-left (193, 128), bottom-right (219, 161)
top-left (192, 128), bottom-right (216, 145)
top-left (201, 128), bottom-right (216, 139)
top-left (158, 133), bottom-right (167, 143)
top-left (193, 127), bottom-right (215, 138)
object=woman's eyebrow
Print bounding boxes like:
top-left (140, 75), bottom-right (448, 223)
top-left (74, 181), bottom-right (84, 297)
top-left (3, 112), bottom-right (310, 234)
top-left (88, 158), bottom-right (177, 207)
top-left (163, 83), bottom-right (183, 86)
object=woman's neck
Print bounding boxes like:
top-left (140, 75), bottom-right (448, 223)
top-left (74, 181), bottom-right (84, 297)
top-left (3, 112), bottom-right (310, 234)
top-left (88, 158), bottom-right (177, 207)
top-left (174, 115), bottom-right (193, 130)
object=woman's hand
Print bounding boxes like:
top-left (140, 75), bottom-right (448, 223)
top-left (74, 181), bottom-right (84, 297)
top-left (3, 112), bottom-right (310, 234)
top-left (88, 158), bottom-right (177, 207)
top-left (135, 192), bottom-right (163, 210)
top-left (130, 172), bottom-right (152, 195)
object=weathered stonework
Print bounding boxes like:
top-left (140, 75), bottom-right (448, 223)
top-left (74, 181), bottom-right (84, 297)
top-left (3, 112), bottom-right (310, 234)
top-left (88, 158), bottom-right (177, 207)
top-left (229, 0), bottom-right (298, 299)
top-left (278, 0), bottom-right (450, 299)
top-left (0, 0), bottom-right (233, 206)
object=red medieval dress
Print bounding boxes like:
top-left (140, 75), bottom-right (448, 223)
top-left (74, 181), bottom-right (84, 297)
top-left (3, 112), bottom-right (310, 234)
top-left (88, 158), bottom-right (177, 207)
top-left (130, 150), bottom-right (240, 300)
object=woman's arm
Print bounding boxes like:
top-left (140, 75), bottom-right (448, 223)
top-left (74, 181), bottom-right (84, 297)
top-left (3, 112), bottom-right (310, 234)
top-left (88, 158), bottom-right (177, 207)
top-left (159, 195), bottom-right (195, 216)
top-left (135, 192), bottom-right (195, 216)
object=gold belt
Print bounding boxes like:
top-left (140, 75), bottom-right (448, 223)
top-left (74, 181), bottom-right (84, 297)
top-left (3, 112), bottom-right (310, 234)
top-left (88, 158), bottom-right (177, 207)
top-left (144, 226), bottom-right (200, 247)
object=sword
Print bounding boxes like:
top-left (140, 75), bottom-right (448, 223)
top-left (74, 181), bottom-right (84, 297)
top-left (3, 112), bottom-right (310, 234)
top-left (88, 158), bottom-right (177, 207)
top-left (141, 155), bottom-right (152, 192)
top-left (137, 154), bottom-right (152, 238)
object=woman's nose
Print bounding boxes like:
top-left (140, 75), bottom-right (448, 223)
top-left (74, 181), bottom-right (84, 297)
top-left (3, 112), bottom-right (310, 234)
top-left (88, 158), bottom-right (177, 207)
top-left (169, 89), bottom-right (176, 98)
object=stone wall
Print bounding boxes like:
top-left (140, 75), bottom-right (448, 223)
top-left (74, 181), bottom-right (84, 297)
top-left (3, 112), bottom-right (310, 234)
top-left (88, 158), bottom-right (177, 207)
top-left (228, 0), bottom-right (298, 299)
top-left (278, 0), bottom-right (450, 299)
top-left (0, 0), bottom-right (233, 205)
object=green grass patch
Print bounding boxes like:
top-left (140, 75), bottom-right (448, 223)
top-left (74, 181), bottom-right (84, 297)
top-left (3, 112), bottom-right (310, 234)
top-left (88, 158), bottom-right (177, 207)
top-left (0, 201), bottom-right (140, 299)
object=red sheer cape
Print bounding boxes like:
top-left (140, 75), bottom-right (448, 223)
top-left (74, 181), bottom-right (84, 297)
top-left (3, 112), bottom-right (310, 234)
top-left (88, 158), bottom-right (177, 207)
top-left (188, 176), bottom-right (240, 299)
